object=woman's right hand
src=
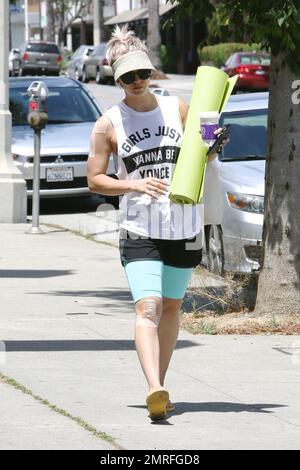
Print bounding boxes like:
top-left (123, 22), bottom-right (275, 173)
top-left (130, 177), bottom-right (169, 199)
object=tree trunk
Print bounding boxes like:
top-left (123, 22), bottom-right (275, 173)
top-left (45, 0), bottom-right (55, 42)
top-left (147, 0), bottom-right (162, 70)
top-left (58, 0), bottom-right (65, 49)
top-left (93, 0), bottom-right (105, 46)
top-left (80, 18), bottom-right (87, 45)
top-left (255, 51), bottom-right (300, 316)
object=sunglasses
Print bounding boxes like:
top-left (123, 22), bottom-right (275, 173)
top-left (120, 69), bottom-right (152, 85)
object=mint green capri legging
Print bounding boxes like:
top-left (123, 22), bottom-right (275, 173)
top-left (124, 260), bottom-right (193, 304)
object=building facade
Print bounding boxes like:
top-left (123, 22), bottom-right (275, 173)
top-left (9, 0), bottom-right (205, 74)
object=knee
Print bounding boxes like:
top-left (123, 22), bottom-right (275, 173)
top-left (162, 298), bottom-right (182, 316)
top-left (135, 297), bottom-right (162, 328)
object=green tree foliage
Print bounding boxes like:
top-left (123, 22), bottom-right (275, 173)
top-left (169, 1), bottom-right (300, 316)
top-left (168, 0), bottom-right (300, 70)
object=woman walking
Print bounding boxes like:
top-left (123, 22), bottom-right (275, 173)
top-left (88, 25), bottom-right (225, 421)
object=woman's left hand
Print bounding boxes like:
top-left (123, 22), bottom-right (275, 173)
top-left (214, 127), bottom-right (230, 148)
top-left (207, 127), bottom-right (230, 162)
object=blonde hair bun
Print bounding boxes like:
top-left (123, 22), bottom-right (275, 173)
top-left (107, 24), bottom-right (148, 66)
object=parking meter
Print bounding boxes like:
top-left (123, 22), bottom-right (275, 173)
top-left (27, 81), bottom-right (49, 234)
top-left (27, 81), bottom-right (49, 130)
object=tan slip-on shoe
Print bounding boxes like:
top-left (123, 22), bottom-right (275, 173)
top-left (146, 389), bottom-right (169, 421)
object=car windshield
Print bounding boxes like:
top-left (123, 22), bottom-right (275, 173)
top-left (220, 109), bottom-right (268, 161)
top-left (10, 86), bottom-right (100, 126)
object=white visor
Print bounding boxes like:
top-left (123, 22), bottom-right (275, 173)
top-left (112, 50), bottom-right (155, 82)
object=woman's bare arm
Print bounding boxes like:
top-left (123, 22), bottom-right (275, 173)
top-left (87, 116), bottom-right (134, 196)
top-left (87, 116), bottom-right (168, 198)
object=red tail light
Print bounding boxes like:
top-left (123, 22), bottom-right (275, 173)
top-left (23, 52), bottom-right (29, 61)
top-left (236, 65), bottom-right (250, 74)
top-left (102, 57), bottom-right (108, 65)
top-left (57, 55), bottom-right (62, 64)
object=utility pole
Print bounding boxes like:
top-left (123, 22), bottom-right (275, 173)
top-left (0, 0), bottom-right (27, 223)
top-left (24, 0), bottom-right (29, 40)
top-left (93, 0), bottom-right (105, 46)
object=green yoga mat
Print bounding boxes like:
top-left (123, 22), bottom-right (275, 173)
top-left (169, 66), bottom-right (238, 204)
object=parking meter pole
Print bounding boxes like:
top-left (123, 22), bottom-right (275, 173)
top-left (26, 80), bottom-right (49, 235)
top-left (29, 130), bottom-right (43, 234)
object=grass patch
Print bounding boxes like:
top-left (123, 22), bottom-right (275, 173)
top-left (0, 372), bottom-right (123, 450)
top-left (182, 269), bottom-right (300, 335)
top-left (180, 312), bottom-right (300, 335)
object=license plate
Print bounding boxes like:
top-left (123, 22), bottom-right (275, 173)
top-left (255, 70), bottom-right (266, 75)
top-left (12, 59), bottom-right (20, 69)
top-left (37, 60), bottom-right (48, 65)
top-left (46, 167), bottom-right (73, 182)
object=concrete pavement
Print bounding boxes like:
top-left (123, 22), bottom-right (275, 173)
top-left (1, 222), bottom-right (300, 450)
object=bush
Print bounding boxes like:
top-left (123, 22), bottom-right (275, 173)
top-left (198, 43), bottom-right (263, 68)
top-left (160, 44), bottom-right (179, 73)
top-left (61, 49), bottom-right (73, 72)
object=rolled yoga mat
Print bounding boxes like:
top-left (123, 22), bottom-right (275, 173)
top-left (169, 66), bottom-right (238, 204)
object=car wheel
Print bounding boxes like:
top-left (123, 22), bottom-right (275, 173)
top-left (206, 224), bottom-right (225, 276)
top-left (96, 67), bottom-right (105, 84)
top-left (75, 68), bottom-right (81, 81)
top-left (82, 67), bottom-right (88, 83)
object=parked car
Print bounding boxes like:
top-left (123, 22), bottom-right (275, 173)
top-left (18, 40), bottom-right (62, 76)
top-left (66, 45), bottom-right (95, 82)
top-left (9, 76), bottom-right (115, 198)
top-left (9, 48), bottom-right (21, 76)
top-left (222, 52), bottom-right (270, 92)
top-left (82, 42), bottom-right (113, 84)
top-left (203, 92), bottom-right (268, 274)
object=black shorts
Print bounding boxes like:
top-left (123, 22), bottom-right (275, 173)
top-left (119, 229), bottom-right (202, 268)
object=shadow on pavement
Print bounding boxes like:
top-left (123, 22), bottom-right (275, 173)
top-left (129, 402), bottom-right (287, 415)
top-left (0, 269), bottom-right (75, 278)
top-left (27, 195), bottom-right (102, 216)
top-left (29, 289), bottom-right (133, 301)
top-left (4, 339), bottom-right (201, 352)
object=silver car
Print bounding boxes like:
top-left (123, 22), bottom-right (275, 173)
top-left (9, 76), bottom-right (115, 198)
top-left (66, 45), bottom-right (95, 82)
top-left (18, 40), bottom-right (62, 76)
top-left (9, 48), bottom-right (21, 76)
top-left (203, 92), bottom-right (268, 274)
top-left (83, 42), bottom-right (113, 84)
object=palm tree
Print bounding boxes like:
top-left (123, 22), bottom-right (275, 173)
top-left (45, 0), bottom-right (56, 42)
top-left (147, 0), bottom-right (162, 71)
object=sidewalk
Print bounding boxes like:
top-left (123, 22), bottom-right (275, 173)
top-left (1, 222), bottom-right (300, 450)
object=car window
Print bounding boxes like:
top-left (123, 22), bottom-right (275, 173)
top-left (26, 43), bottom-right (59, 54)
top-left (95, 43), bottom-right (106, 55)
top-left (220, 110), bottom-right (268, 160)
top-left (239, 54), bottom-right (271, 66)
top-left (72, 46), bottom-right (85, 58)
top-left (225, 55), bottom-right (236, 68)
top-left (10, 86), bottom-right (101, 126)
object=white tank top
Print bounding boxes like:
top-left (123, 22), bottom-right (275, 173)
top-left (104, 96), bottom-right (203, 240)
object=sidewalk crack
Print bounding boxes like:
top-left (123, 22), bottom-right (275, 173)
top-left (0, 372), bottom-right (125, 450)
